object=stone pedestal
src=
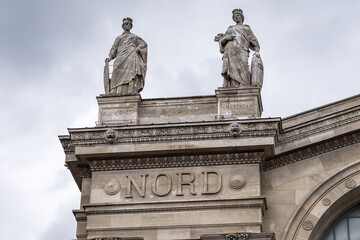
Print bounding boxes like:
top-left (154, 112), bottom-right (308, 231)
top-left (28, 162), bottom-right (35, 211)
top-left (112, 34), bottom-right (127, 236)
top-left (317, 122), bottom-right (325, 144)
top-left (216, 87), bottom-right (263, 119)
top-left (97, 94), bottom-right (141, 125)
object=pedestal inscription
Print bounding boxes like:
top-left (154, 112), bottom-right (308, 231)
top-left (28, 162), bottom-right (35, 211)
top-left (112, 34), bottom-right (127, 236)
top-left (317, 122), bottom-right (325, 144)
top-left (97, 94), bottom-right (141, 125)
top-left (216, 87), bottom-right (263, 119)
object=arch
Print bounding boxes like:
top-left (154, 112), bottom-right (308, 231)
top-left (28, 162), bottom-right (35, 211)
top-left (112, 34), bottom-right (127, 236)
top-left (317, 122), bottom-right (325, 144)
top-left (281, 161), bottom-right (360, 240)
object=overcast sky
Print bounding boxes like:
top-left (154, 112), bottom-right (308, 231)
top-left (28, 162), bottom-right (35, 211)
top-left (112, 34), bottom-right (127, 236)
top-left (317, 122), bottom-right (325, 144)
top-left (1, 1), bottom-right (360, 239)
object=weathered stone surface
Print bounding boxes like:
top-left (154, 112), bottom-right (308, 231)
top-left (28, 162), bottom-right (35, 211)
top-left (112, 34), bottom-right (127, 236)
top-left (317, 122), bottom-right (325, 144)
top-left (97, 94), bottom-right (141, 125)
top-left (214, 9), bottom-right (262, 89)
top-left (216, 87), bottom-right (263, 119)
top-left (96, 87), bottom-right (264, 125)
top-left (104, 18), bottom-right (147, 95)
top-left (61, 75), bottom-right (360, 240)
top-left (89, 165), bottom-right (260, 203)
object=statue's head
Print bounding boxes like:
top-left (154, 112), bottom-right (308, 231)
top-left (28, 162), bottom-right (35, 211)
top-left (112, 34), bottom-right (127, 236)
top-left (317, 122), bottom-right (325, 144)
top-left (122, 17), bottom-right (133, 31)
top-left (232, 9), bottom-right (244, 23)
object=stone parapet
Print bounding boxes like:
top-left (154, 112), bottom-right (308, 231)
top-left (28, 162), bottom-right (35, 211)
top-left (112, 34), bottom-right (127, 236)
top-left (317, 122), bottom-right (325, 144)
top-left (96, 87), bottom-right (263, 126)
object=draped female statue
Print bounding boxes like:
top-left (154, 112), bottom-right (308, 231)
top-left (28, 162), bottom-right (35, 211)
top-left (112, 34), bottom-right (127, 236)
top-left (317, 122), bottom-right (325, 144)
top-left (104, 18), bottom-right (148, 94)
top-left (215, 9), bottom-right (263, 88)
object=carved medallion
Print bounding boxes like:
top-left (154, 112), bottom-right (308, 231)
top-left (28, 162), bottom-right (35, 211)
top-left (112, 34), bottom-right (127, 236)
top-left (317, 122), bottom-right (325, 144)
top-left (226, 234), bottom-right (238, 240)
top-left (238, 233), bottom-right (249, 240)
top-left (225, 233), bottom-right (249, 240)
top-left (345, 179), bottom-right (356, 189)
top-left (104, 179), bottom-right (121, 195)
top-left (322, 198), bottom-right (331, 206)
top-left (229, 174), bottom-right (246, 190)
top-left (303, 221), bottom-right (313, 231)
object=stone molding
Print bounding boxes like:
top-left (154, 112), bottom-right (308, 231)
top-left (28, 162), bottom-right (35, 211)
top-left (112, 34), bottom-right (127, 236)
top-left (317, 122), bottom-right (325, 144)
top-left (63, 130), bottom-right (360, 174)
top-left (59, 109), bottom-right (359, 153)
top-left (89, 152), bottom-right (264, 171)
top-left (263, 130), bottom-right (360, 172)
top-left (73, 209), bottom-right (87, 222)
top-left (59, 135), bottom-right (74, 152)
top-left (59, 109), bottom-right (360, 174)
top-left (61, 109), bottom-right (360, 149)
top-left (67, 121), bottom-right (278, 146)
top-left (277, 108), bottom-right (360, 144)
top-left (84, 203), bottom-right (264, 215)
top-left (75, 216), bottom-right (87, 222)
top-left (62, 130), bottom-right (360, 174)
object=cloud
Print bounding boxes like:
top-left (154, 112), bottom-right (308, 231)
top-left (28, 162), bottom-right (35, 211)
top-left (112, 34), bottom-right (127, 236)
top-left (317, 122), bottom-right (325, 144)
top-left (39, 195), bottom-right (78, 240)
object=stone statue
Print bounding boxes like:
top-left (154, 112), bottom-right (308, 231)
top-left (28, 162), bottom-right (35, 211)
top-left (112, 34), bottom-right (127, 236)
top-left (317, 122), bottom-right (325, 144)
top-left (215, 9), bottom-right (263, 88)
top-left (104, 18), bottom-right (148, 94)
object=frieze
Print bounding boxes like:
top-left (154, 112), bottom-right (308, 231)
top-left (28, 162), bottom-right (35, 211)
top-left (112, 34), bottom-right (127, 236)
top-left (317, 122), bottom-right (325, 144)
top-left (89, 152), bottom-right (264, 171)
top-left (60, 109), bottom-right (360, 156)
top-left (85, 203), bottom-right (264, 215)
top-left (67, 121), bottom-right (278, 145)
top-left (263, 130), bottom-right (360, 171)
top-left (278, 109), bottom-right (360, 144)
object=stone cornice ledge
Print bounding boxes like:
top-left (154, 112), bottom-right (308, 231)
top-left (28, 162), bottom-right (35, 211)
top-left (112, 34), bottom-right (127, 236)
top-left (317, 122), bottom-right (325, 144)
top-left (88, 151), bottom-right (264, 171)
top-left (59, 108), bottom-right (360, 155)
top-left (263, 129), bottom-right (360, 172)
top-left (83, 197), bottom-right (267, 215)
top-left (277, 107), bottom-right (360, 144)
top-left (67, 119), bottom-right (279, 146)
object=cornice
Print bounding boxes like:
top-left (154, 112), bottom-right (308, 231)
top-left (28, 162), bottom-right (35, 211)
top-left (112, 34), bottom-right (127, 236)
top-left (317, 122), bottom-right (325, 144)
top-left (59, 108), bottom-right (360, 153)
top-left (277, 108), bottom-right (360, 144)
top-left (263, 130), bottom-right (360, 172)
top-left (59, 107), bottom-right (360, 173)
top-left (84, 203), bottom-right (264, 215)
top-left (88, 152), bottom-right (264, 172)
top-left (67, 121), bottom-right (278, 146)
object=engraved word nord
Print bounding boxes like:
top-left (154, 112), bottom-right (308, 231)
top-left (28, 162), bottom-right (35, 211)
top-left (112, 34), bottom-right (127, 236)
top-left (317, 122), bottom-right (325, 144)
top-left (107, 171), bottom-right (222, 198)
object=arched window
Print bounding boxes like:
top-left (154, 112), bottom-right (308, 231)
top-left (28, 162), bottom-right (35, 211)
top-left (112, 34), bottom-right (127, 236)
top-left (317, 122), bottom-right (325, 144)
top-left (321, 204), bottom-right (360, 240)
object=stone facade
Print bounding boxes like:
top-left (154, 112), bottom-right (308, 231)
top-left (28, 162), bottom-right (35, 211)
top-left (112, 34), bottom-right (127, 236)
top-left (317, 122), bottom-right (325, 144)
top-left (60, 88), bottom-right (360, 240)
